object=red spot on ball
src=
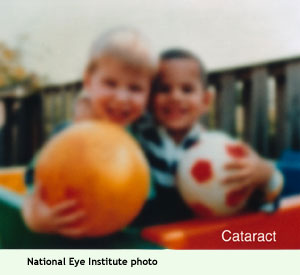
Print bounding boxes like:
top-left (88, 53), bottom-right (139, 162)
top-left (190, 202), bottom-right (214, 217)
top-left (226, 186), bottom-right (251, 207)
top-left (226, 144), bottom-right (248, 158)
top-left (191, 160), bottom-right (213, 183)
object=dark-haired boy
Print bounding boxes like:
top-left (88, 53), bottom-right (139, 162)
top-left (133, 48), bottom-right (283, 225)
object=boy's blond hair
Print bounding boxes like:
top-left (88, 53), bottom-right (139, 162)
top-left (85, 28), bottom-right (158, 76)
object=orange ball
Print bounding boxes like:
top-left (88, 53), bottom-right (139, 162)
top-left (35, 121), bottom-right (150, 237)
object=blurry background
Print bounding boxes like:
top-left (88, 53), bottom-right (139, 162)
top-left (1, 0), bottom-right (300, 83)
top-left (1, 0), bottom-right (300, 166)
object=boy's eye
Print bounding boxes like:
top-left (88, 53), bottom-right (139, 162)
top-left (182, 84), bottom-right (194, 93)
top-left (103, 78), bottom-right (117, 88)
top-left (129, 83), bottom-right (142, 93)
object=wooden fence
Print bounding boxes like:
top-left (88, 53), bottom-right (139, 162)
top-left (1, 56), bottom-right (300, 166)
top-left (208, 56), bottom-right (300, 157)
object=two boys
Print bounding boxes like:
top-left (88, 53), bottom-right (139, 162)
top-left (22, 29), bottom-right (283, 237)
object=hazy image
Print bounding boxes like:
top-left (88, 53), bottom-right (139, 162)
top-left (0, 0), bottom-right (300, 249)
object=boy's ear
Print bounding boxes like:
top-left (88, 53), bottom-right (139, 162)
top-left (83, 72), bottom-right (91, 91)
top-left (203, 90), bottom-right (215, 112)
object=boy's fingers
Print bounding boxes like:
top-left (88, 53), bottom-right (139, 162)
top-left (58, 226), bottom-right (87, 239)
top-left (31, 184), bottom-right (41, 198)
top-left (222, 170), bottom-right (250, 184)
top-left (55, 210), bottom-right (86, 227)
top-left (228, 181), bottom-right (253, 197)
top-left (224, 160), bottom-right (247, 170)
top-left (238, 141), bottom-right (252, 153)
top-left (239, 141), bottom-right (250, 150)
top-left (52, 200), bottom-right (79, 214)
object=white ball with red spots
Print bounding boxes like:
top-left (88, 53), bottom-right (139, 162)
top-left (177, 132), bottom-right (252, 217)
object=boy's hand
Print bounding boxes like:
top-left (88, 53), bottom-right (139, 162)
top-left (22, 185), bottom-right (87, 239)
top-left (222, 144), bottom-right (274, 190)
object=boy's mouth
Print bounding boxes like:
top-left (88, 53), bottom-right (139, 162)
top-left (106, 107), bottom-right (132, 124)
top-left (162, 106), bottom-right (188, 119)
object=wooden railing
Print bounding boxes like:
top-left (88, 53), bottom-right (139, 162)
top-left (0, 82), bottom-right (82, 166)
top-left (208, 56), bottom-right (300, 158)
top-left (1, 56), bottom-right (300, 166)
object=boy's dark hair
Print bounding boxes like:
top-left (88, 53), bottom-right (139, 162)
top-left (160, 48), bottom-right (207, 88)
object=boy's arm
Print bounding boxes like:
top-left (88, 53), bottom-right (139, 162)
top-left (261, 164), bottom-right (284, 203)
top-left (255, 163), bottom-right (284, 213)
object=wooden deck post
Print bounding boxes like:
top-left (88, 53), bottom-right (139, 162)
top-left (283, 62), bottom-right (300, 150)
top-left (275, 73), bottom-right (286, 155)
top-left (244, 67), bottom-right (269, 156)
top-left (216, 74), bottom-right (237, 136)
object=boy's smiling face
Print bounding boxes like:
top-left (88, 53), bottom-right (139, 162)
top-left (153, 58), bottom-right (210, 132)
top-left (84, 56), bottom-right (151, 126)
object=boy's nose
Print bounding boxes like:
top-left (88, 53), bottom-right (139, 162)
top-left (115, 89), bottom-right (130, 102)
top-left (170, 88), bottom-right (183, 101)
